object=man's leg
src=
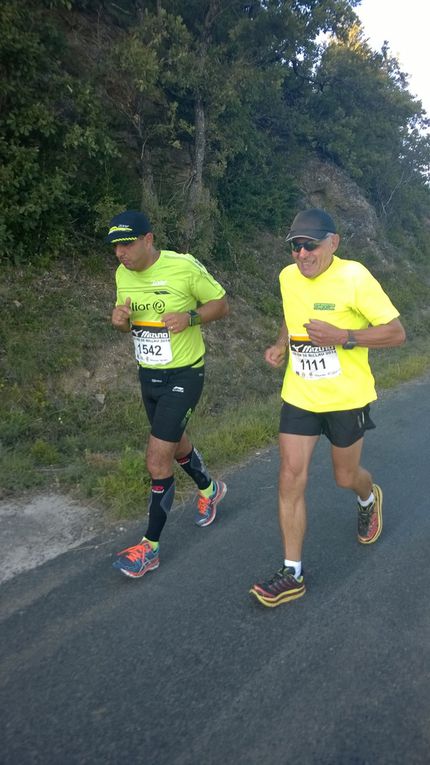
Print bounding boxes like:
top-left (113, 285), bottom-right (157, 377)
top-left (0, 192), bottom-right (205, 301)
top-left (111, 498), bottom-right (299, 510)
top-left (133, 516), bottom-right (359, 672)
top-left (331, 437), bottom-right (371, 497)
top-left (147, 433), bottom-right (178, 478)
top-left (250, 433), bottom-right (318, 607)
top-left (175, 432), bottom-right (211, 489)
top-left (278, 433), bottom-right (319, 561)
top-left (175, 432), bottom-right (193, 460)
top-left (174, 432), bottom-right (227, 527)
top-left (144, 434), bottom-right (179, 539)
top-left (112, 435), bottom-right (178, 579)
top-left (331, 439), bottom-right (383, 544)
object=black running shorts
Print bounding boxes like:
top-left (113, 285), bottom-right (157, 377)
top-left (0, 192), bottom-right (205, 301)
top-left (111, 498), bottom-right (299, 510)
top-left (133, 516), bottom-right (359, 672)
top-left (138, 364), bottom-right (205, 442)
top-left (279, 401), bottom-right (375, 448)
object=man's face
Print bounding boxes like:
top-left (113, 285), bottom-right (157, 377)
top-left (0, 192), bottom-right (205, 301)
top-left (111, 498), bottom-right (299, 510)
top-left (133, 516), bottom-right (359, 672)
top-left (291, 234), bottom-right (339, 279)
top-left (114, 234), bottom-right (153, 271)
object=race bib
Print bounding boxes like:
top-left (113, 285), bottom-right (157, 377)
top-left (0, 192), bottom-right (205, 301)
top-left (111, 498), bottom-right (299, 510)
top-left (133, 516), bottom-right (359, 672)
top-left (131, 321), bottom-right (172, 365)
top-left (290, 335), bottom-right (341, 380)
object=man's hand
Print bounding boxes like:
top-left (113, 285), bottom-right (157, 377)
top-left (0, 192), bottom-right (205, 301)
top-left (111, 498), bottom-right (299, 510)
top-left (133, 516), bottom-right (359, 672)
top-left (162, 312), bottom-right (190, 334)
top-left (305, 317), bottom-right (406, 349)
top-left (112, 297), bottom-right (132, 332)
top-left (265, 343), bottom-right (287, 368)
top-left (304, 319), bottom-right (346, 347)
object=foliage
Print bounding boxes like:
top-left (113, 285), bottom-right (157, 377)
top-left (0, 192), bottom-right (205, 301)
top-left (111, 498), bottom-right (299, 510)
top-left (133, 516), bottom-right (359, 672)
top-left (308, 26), bottom-right (430, 248)
top-left (0, 1), bottom-right (118, 263)
top-left (4, 0), bottom-right (428, 266)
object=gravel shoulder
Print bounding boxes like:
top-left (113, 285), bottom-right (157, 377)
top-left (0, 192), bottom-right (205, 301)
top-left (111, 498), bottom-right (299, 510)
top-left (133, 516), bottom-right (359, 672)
top-left (0, 493), bottom-right (110, 584)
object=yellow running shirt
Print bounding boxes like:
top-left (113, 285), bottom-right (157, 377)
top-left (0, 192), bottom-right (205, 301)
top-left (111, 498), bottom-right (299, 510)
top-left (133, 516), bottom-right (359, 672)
top-left (279, 256), bottom-right (400, 411)
top-left (116, 250), bottom-right (225, 369)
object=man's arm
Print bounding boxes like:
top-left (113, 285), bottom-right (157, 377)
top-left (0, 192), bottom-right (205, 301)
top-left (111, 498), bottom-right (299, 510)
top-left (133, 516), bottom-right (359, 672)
top-left (194, 296), bottom-right (229, 323)
top-left (304, 318), bottom-right (406, 348)
top-left (163, 295), bottom-right (229, 334)
top-left (265, 320), bottom-right (289, 368)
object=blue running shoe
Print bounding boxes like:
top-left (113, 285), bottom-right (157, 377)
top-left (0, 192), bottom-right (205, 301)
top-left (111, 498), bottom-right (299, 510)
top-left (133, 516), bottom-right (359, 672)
top-left (113, 539), bottom-right (160, 579)
top-left (195, 480), bottom-right (227, 527)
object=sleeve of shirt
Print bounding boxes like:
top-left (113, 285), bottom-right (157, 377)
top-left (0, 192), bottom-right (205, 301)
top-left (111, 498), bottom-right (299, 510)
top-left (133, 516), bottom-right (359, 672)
top-left (115, 267), bottom-right (124, 307)
top-left (353, 264), bottom-right (400, 326)
top-left (188, 256), bottom-right (226, 303)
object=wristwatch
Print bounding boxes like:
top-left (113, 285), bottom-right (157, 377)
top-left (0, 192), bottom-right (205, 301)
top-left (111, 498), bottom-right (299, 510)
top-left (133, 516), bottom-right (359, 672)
top-left (188, 310), bottom-right (202, 327)
top-left (342, 330), bottom-right (357, 350)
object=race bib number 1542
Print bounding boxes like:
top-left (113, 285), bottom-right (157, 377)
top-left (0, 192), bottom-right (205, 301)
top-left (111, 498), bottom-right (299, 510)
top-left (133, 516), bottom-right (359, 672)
top-left (131, 321), bottom-right (173, 365)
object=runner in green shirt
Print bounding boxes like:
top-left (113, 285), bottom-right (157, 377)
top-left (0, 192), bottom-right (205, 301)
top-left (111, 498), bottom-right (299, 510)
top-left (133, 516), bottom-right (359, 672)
top-left (108, 210), bottom-right (229, 579)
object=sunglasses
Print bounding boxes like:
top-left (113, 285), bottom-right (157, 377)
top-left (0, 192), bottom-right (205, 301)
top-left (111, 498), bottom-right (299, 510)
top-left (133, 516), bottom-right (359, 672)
top-left (290, 237), bottom-right (328, 253)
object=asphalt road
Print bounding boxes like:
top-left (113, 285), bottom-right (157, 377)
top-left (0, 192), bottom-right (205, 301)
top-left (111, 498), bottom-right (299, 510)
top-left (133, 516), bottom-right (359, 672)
top-left (1, 376), bottom-right (430, 765)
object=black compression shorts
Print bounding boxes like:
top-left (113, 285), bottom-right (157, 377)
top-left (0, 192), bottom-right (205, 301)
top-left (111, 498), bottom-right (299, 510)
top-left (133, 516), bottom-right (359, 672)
top-left (279, 401), bottom-right (376, 448)
top-left (138, 364), bottom-right (205, 442)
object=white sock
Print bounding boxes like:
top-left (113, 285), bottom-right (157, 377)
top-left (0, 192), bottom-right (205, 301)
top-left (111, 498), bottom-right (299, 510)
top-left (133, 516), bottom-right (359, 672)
top-left (284, 559), bottom-right (302, 579)
top-left (358, 492), bottom-right (374, 508)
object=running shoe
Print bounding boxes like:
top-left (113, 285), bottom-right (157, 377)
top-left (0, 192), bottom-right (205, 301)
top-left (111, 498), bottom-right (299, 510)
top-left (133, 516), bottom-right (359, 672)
top-left (249, 566), bottom-right (306, 608)
top-left (195, 480), bottom-right (227, 527)
top-left (112, 539), bottom-right (160, 578)
top-left (358, 483), bottom-right (383, 544)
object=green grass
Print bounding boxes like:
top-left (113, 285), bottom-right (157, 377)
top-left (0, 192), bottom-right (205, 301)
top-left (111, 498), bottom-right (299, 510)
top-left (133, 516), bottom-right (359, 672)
top-left (2, 340), bottom-right (430, 516)
top-left (371, 338), bottom-right (430, 388)
top-left (87, 393), bottom-right (281, 517)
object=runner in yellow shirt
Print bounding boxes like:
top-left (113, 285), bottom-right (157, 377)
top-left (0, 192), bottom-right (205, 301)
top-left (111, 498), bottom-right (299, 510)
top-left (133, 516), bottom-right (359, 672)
top-left (107, 210), bottom-right (229, 579)
top-left (250, 208), bottom-right (406, 607)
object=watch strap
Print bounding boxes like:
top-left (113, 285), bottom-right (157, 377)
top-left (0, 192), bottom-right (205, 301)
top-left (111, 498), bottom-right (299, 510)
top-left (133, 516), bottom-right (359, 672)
top-left (188, 310), bottom-right (202, 327)
top-left (342, 330), bottom-right (357, 349)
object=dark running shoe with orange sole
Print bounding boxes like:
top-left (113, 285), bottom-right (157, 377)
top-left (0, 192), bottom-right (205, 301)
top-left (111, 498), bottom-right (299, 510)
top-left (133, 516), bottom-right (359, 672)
top-left (358, 483), bottom-right (383, 544)
top-left (249, 566), bottom-right (306, 608)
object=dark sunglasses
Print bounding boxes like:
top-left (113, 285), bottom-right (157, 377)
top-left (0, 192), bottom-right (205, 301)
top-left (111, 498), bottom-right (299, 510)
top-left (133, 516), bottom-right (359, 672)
top-left (290, 238), bottom-right (327, 253)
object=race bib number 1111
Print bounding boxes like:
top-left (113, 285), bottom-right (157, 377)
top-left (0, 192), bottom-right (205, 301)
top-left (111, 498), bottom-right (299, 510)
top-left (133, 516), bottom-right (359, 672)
top-left (289, 335), bottom-right (341, 379)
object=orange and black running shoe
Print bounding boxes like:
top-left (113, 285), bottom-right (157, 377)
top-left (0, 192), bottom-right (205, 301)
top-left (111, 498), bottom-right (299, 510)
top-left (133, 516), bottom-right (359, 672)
top-left (249, 566), bottom-right (306, 608)
top-left (358, 484), bottom-right (383, 544)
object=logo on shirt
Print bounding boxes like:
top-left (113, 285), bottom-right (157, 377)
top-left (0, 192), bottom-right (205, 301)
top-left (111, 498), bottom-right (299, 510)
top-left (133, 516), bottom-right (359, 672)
top-left (153, 299), bottom-right (166, 314)
top-left (313, 303), bottom-right (335, 310)
top-left (131, 299), bottom-right (166, 313)
top-left (152, 281), bottom-right (167, 286)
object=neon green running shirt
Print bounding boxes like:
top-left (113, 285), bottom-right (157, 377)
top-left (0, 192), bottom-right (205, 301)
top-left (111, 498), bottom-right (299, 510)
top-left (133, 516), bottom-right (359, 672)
top-left (116, 250), bottom-right (225, 369)
top-left (279, 256), bottom-right (400, 411)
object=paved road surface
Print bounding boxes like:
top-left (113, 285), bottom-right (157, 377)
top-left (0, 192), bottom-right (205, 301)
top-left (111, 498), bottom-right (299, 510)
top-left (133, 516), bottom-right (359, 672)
top-left (1, 376), bottom-right (430, 764)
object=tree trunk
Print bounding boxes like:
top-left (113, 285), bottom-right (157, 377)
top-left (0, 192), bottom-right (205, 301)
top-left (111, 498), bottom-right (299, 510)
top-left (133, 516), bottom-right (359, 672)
top-left (140, 143), bottom-right (158, 217)
top-left (184, 1), bottom-right (222, 247)
top-left (185, 96), bottom-right (206, 245)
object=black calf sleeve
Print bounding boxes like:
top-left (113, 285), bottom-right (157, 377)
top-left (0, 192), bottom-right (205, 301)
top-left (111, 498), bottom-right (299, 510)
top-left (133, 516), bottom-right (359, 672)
top-left (176, 447), bottom-right (211, 490)
top-left (144, 475), bottom-right (175, 542)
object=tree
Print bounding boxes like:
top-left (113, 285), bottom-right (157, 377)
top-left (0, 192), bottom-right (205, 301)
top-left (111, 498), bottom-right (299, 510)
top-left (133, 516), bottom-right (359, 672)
top-left (308, 25), bottom-right (430, 228)
top-left (0, 0), bottom-right (119, 262)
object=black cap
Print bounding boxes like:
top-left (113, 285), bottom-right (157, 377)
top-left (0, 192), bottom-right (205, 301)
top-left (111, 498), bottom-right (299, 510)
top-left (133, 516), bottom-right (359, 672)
top-left (105, 210), bottom-right (152, 244)
top-left (285, 208), bottom-right (336, 242)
